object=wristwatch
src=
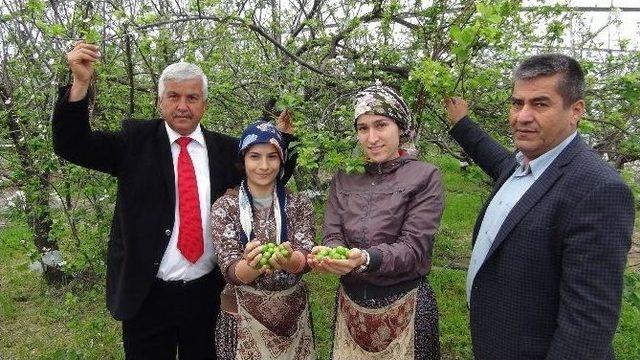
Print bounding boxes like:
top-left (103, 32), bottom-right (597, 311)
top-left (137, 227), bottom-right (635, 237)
top-left (355, 250), bottom-right (370, 273)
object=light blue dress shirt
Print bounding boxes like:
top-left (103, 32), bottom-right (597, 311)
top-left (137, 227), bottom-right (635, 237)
top-left (466, 132), bottom-right (577, 303)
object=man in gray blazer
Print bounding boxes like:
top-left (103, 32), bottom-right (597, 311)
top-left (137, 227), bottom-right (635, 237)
top-left (445, 54), bottom-right (635, 359)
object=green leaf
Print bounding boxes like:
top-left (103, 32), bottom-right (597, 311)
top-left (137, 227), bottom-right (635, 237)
top-left (487, 14), bottom-right (502, 24)
top-left (49, 24), bottom-right (66, 37)
top-left (83, 29), bottom-right (101, 44)
top-left (26, 0), bottom-right (45, 13)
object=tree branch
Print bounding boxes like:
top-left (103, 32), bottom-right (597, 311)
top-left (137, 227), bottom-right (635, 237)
top-left (133, 15), bottom-right (332, 77)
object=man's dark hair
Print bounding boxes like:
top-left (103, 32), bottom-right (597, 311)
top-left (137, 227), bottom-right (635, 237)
top-left (514, 54), bottom-right (585, 107)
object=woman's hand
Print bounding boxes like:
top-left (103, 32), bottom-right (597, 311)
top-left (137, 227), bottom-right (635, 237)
top-left (243, 240), bottom-right (264, 268)
top-left (268, 242), bottom-right (304, 273)
top-left (307, 246), bottom-right (366, 275)
top-left (307, 245), bottom-right (329, 272)
top-left (234, 240), bottom-right (269, 284)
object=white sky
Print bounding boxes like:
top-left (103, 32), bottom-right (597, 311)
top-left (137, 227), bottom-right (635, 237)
top-left (524, 0), bottom-right (640, 50)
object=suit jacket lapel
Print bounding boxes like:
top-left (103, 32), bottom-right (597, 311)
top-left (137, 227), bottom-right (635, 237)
top-left (484, 165), bottom-right (562, 260)
top-left (153, 122), bottom-right (176, 260)
top-left (483, 135), bottom-right (583, 261)
top-left (156, 122), bottom-right (175, 210)
top-left (203, 127), bottom-right (221, 206)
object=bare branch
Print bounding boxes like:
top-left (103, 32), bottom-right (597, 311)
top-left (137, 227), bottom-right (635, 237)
top-left (132, 14), bottom-right (333, 77)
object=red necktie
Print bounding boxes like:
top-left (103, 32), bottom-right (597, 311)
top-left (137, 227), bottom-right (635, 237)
top-left (176, 137), bottom-right (204, 263)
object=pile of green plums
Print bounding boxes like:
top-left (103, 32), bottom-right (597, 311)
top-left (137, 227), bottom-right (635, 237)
top-left (256, 242), bottom-right (290, 269)
top-left (315, 245), bottom-right (349, 261)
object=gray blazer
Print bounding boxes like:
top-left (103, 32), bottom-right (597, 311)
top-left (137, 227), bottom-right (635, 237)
top-left (450, 117), bottom-right (635, 360)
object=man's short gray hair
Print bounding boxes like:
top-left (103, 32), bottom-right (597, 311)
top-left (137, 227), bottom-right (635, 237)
top-left (158, 62), bottom-right (208, 100)
top-left (514, 54), bottom-right (584, 107)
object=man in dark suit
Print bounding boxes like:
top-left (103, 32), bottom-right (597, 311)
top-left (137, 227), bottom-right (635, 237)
top-left (52, 42), bottom-right (295, 359)
top-left (444, 54), bottom-right (635, 359)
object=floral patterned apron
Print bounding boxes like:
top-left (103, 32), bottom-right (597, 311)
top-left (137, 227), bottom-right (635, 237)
top-left (234, 283), bottom-right (315, 360)
top-left (332, 285), bottom-right (418, 359)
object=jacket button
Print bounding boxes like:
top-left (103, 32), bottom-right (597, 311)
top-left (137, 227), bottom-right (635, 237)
top-left (165, 229), bottom-right (171, 236)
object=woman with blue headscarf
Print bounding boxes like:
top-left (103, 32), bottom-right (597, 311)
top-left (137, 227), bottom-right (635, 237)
top-left (211, 120), bottom-right (316, 359)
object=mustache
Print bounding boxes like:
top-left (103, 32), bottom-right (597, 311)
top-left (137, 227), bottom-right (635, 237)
top-left (172, 111), bottom-right (192, 118)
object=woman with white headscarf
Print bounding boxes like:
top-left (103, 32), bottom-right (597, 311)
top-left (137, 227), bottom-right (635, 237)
top-left (308, 85), bottom-right (444, 359)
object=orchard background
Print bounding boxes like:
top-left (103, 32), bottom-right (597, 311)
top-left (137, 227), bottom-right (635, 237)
top-left (1, 0), bottom-right (639, 358)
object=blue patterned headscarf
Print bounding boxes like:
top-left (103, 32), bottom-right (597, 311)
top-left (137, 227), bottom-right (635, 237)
top-left (238, 120), bottom-right (286, 163)
top-left (237, 119), bottom-right (288, 247)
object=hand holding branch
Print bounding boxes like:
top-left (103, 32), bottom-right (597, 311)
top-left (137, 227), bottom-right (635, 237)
top-left (443, 97), bottom-right (469, 126)
top-left (66, 41), bottom-right (101, 101)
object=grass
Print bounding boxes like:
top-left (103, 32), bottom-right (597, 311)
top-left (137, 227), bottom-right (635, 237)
top-left (304, 272), bottom-right (338, 360)
top-left (615, 302), bottom-right (640, 358)
top-left (430, 152), bottom-right (488, 267)
top-left (429, 268), bottom-right (473, 360)
top-left (0, 222), bottom-right (123, 360)
top-left (2, 152), bottom-right (639, 359)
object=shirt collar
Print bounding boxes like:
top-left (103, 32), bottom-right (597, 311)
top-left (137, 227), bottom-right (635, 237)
top-left (514, 131), bottom-right (577, 180)
top-left (364, 153), bottom-right (416, 175)
top-left (164, 122), bottom-right (206, 147)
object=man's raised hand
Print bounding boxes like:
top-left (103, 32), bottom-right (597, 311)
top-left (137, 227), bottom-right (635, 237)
top-left (443, 97), bottom-right (469, 126)
top-left (66, 41), bottom-right (100, 101)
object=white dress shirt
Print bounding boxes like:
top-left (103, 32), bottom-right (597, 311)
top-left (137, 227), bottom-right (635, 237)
top-left (157, 123), bottom-right (217, 281)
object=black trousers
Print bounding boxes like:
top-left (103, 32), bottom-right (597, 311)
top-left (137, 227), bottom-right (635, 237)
top-left (122, 269), bottom-right (225, 360)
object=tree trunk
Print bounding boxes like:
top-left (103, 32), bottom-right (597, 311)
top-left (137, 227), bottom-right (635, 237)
top-left (1, 86), bottom-right (62, 285)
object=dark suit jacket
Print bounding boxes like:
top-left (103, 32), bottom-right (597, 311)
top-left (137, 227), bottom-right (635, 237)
top-left (52, 87), bottom-right (295, 321)
top-left (450, 117), bottom-right (635, 360)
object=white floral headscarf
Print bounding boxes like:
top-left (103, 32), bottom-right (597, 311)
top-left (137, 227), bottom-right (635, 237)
top-left (353, 84), bottom-right (414, 141)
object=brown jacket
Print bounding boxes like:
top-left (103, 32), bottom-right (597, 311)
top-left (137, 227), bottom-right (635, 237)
top-left (323, 154), bottom-right (444, 290)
